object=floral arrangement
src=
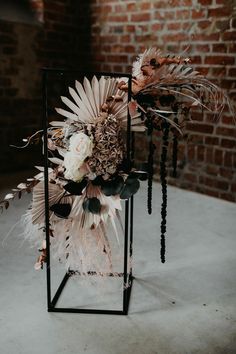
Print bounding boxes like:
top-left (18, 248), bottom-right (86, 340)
top-left (1, 48), bottom-right (232, 274)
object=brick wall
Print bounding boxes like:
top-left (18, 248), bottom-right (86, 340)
top-left (0, 0), bottom-right (90, 172)
top-left (1, 0), bottom-right (235, 201)
top-left (90, 0), bottom-right (236, 202)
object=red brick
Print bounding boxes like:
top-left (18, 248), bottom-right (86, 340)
top-left (167, 23), bottom-right (181, 31)
top-left (206, 165), bottom-right (219, 175)
top-left (220, 193), bottom-right (235, 202)
top-left (198, 0), bottom-right (212, 4)
top-left (182, 0), bottom-right (192, 5)
top-left (153, 1), bottom-right (169, 8)
top-left (208, 7), bottom-right (231, 17)
top-left (197, 20), bottom-right (211, 30)
top-left (204, 176), bottom-right (217, 187)
top-left (220, 168), bottom-right (234, 179)
top-left (224, 151), bottom-right (233, 167)
top-left (124, 45), bottom-right (135, 53)
top-left (120, 34), bottom-right (130, 43)
top-left (216, 20), bottom-right (230, 31)
top-left (188, 134), bottom-right (204, 144)
top-left (212, 43), bottom-right (227, 53)
top-left (206, 147), bottom-right (214, 163)
top-left (193, 33), bottom-right (220, 41)
top-left (216, 127), bottom-right (236, 137)
top-left (211, 67), bottom-right (226, 76)
top-left (113, 65), bottom-right (123, 72)
top-left (163, 33), bottom-right (189, 42)
top-left (107, 55), bottom-right (128, 63)
top-left (192, 9), bottom-right (206, 19)
top-left (214, 149), bottom-right (223, 165)
top-left (228, 68), bottom-right (236, 76)
top-left (182, 22), bottom-right (191, 30)
top-left (204, 189), bottom-right (220, 198)
top-left (197, 146), bottom-right (205, 162)
top-left (183, 173), bottom-right (197, 183)
top-left (221, 116), bottom-right (235, 125)
top-left (216, 0), bottom-right (229, 3)
top-left (205, 56), bottom-right (235, 65)
top-left (228, 43), bottom-right (236, 53)
top-left (205, 136), bottom-right (219, 145)
top-left (169, 0), bottom-right (182, 5)
top-left (221, 80), bottom-right (235, 89)
top-left (195, 67), bottom-right (209, 75)
top-left (187, 145), bottom-right (196, 160)
top-left (126, 3), bottom-right (136, 11)
top-left (192, 112), bottom-right (204, 121)
top-left (223, 31), bottom-right (236, 41)
top-left (151, 23), bottom-right (163, 31)
top-left (191, 56), bottom-right (202, 64)
top-left (131, 13), bottom-right (150, 22)
top-left (140, 2), bottom-right (151, 10)
top-left (176, 10), bottom-right (190, 19)
top-left (196, 44), bottom-right (210, 52)
top-left (187, 123), bottom-right (214, 134)
top-left (109, 15), bottom-right (128, 22)
top-left (155, 11), bottom-right (175, 20)
top-left (216, 180), bottom-right (229, 191)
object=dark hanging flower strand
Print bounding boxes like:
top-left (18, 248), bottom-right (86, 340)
top-left (160, 122), bottom-right (170, 263)
top-left (147, 114), bottom-right (155, 215)
top-left (172, 114), bottom-right (179, 178)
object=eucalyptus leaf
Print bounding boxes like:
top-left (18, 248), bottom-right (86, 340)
top-left (120, 178), bottom-right (140, 199)
top-left (82, 199), bottom-right (90, 212)
top-left (64, 179), bottom-right (87, 195)
top-left (50, 203), bottom-right (71, 218)
top-left (88, 197), bottom-right (101, 214)
top-left (101, 176), bottom-right (124, 196)
top-left (83, 197), bottom-right (101, 214)
top-left (91, 176), bottom-right (104, 186)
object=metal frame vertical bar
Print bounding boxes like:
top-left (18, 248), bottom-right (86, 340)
top-left (42, 69), bottom-right (51, 309)
top-left (123, 75), bottom-right (132, 314)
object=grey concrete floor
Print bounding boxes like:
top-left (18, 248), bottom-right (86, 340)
top-left (0, 172), bottom-right (236, 354)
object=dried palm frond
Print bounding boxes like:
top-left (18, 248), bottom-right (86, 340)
top-left (31, 181), bottom-right (74, 225)
top-left (131, 47), bottom-right (233, 122)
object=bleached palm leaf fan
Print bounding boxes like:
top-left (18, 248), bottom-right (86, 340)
top-left (54, 75), bottom-right (144, 132)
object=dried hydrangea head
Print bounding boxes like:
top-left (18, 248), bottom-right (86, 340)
top-left (87, 114), bottom-right (124, 179)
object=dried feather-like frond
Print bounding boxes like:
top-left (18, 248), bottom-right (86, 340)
top-left (132, 48), bottom-right (234, 122)
top-left (0, 178), bottom-right (39, 212)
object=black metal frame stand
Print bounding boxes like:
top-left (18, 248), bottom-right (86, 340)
top-left (42, 68), bottom-right (134, 315)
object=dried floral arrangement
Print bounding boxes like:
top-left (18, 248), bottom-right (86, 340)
top-left (1, 48), bottom-right (232, 275)
top-left (119, 47), bottom-right (233, 263)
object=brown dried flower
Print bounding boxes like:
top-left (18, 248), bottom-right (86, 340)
top-left (87, 115), bottom-right (124, 179)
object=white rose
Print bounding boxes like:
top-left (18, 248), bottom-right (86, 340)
top-left (63, 133), bottom-right (93, 182)
top-left (69, 133), bottom-right (93, 160)
top-left (64, 152), bottom-right (86, 182)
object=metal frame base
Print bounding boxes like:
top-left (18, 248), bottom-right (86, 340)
top-left (48, 271), bottom-right (134, 315)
